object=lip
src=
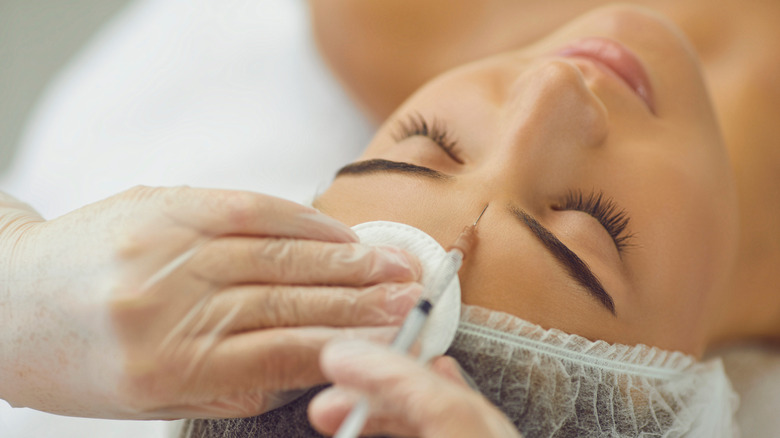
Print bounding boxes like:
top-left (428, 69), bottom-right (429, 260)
top-left (555, 37), bottom-right (655, 113)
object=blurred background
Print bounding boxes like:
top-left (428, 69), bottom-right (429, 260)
top-left (0, 0), bottom-right (130, 175)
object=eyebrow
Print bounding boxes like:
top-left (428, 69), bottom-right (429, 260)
top-left (334, 158), bottom-right (616, 316)
top-left (336, 159), bottom-right (451, 181)
top-left (509, 205), bottom-right (616, 315)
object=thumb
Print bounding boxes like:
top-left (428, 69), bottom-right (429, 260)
top-left (310, 339), bottom-right (520, 438)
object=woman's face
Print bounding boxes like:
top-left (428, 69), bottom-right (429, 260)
top-left (314, 6), bottom-right (738, 356)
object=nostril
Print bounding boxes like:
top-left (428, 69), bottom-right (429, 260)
top-left (533, 60), bottom-right (610, 147)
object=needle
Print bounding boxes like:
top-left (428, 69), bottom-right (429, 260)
top-left (334, 204), bottom-right (489, 438)
top-left (474, 203), bottom-right (489, 226)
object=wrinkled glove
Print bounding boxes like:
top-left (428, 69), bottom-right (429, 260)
top-left (0, 186), bottom-right (421, 420)
top-left (309, 339), bottom-right (523, 437)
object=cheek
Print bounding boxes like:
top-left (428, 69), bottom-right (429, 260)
top-left (617, 153), bottom-right (737, 344)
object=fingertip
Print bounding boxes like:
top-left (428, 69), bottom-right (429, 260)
top-left (384, 282), bottom-right (423, 319)
top-left (431, 356), bottom-right (479, 391)
top-left (310, 386), bottom-right (370, 436)
top-left (430, 356), bottom-right (461, 380)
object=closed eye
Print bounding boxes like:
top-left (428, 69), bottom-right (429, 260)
top-left (554, 190), bottom-right (635, 253)
top-left (393, 113), bottom-right (464, 164)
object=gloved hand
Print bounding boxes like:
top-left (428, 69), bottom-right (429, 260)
top-left (0, 186), bottom-right (421, 420)
top-left (309, 339), bottom-right (523, 438)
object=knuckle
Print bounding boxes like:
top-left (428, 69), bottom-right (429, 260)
top-left (124, 184), bottom-right (151, 196)
top-left (217, 191), bottom-right (258, 229)
top-left (114, 228), bottom-right (150, 261)
top-left (189, 240), bottom-right (226, 281)
top-left (364, 246), bottom-right (398, 282)
top-left (312, 242), bottom-right (375, 284)
top-left (257, 238), bottom-right (306, 279)
top-left (122, 185), bottom-right (160, 202)
top-left (309, 241), bottom-right (346, 275)
top-left (353, 284), bottom-right (394, 320)
top-left (117, 361), bottom-right (179, 412)
top-left (259, 285), bottom-right (287, 327)
top-left (335, 244), bottom-right (377, 281)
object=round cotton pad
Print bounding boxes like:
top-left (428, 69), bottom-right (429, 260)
top-left (352, 221), bottom-right (461, 362)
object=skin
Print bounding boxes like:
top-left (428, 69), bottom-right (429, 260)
top-left (311, 1), bottom-right (780, 350)
top-left (312, 6), bottom-right (747, 357)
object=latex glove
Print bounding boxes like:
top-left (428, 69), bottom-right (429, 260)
top-left (309, 339), bottom-right (523, 438)
top-left (0, 187), bottom-right (421, 420)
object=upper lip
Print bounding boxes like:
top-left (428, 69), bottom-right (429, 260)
top-left (555, 37), bottom-right (655, 113)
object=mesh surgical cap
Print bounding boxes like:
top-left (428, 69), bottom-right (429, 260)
top-left (182, 304), bottom-right (739, 438)
top-left (449, 305), bottom-right (739, 437)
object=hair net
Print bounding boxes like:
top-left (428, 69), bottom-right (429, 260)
top-left (180, 303), bottom-right (738, 438)
top-left (449, 305), bottom-right (739, 437)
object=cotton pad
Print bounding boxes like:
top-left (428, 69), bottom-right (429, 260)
top-left (352, 221), bottom-right (461, 362)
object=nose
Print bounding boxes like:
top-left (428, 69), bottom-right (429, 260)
top-left (505, 59), bottom-right (609, 150)
top-left (485, 59), bottom-right (609, 192)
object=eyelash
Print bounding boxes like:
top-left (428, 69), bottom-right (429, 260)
top-left (393, 113), bottom-right (464, 164)
top-left (556, 190), bottom-right (634, 252)
top-left (394, 115), bottom-right (632, 252)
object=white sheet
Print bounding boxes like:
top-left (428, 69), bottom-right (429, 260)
top-left (0, 0), bottom-right (370, 436)
top-left (718, 345), bottom-right (780, 437)
top-left (0, 0), bottom-right (372, 219)
top-left (1, 0), bottom-right (779, 436)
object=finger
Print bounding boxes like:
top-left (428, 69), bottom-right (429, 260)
top-left (307, 386), bottom-right (358, 433)
top-left (191, 237), bottom-right (421, 285)
top-left (205, 283), bottom-right (423, 332)
top-left (309, 340), bottom-right (431, 436)
top-left (318, 340), bottom-right (435, 400)
top-left (309, 386), bottom-right (423, 438)
top-left (161, 327), bottom-right (398, 413)
top-left (136, 186), bottom-right (358, 242)
top-left (429, 356), bottom-right (476, 390)
top-left (310, 340), bottom-right (519, 438)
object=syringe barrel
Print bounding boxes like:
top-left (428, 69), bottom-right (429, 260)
top-left (424, 249), bottom-right (463, 304)
top-left (390, 302), bottom-right (431, 353)
top-left (448, 225), bottom-right (478, 257)
top-left (391, 248), bottom-right (462, 354)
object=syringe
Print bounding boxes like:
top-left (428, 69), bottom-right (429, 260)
top-left (334, 204), bottom-right (489, 438)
